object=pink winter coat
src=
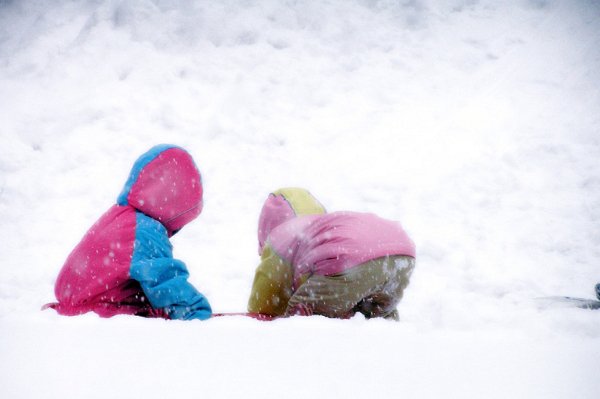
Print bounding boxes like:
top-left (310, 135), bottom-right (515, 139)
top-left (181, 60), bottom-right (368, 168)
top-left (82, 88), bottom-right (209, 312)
top-left (267, 211), bottom-right (416, 287)
top-left (44, 144), bottom-right (211, 320)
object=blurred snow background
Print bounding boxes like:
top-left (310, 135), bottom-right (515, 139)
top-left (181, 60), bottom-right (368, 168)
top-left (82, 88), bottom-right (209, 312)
top-left (1, 0), bottom-right (599, 398)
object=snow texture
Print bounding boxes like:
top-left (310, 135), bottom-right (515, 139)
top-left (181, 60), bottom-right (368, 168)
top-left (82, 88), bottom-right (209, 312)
top-left (1, 0), bottom-right (600, 398)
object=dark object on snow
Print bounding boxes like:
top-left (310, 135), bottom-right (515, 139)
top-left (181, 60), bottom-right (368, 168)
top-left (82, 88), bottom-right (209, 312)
top-left (536, 296), bottom-right (600, 310)
top-left (595, 283), bottom-right (600, 301)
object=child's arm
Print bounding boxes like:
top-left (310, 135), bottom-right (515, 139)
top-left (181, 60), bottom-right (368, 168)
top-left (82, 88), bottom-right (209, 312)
top-left (130, 257), bottom-right (212, 320)
top-left (247, 244), bottom-right (294, 317)
top-left (130, 212), bottom-right (212, 320)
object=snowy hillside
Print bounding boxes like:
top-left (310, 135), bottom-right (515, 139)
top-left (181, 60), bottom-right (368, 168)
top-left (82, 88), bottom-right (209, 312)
top-left (1, 0), bottom-right (599, 398)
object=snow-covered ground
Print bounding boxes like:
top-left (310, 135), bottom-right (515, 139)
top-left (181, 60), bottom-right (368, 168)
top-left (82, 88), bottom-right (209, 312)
top-left (1, 0), bottom-right (600, 397)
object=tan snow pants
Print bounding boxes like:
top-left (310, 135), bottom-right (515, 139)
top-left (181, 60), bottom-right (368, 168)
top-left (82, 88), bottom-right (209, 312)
top-left (285, 255), bottom-right (415, 320)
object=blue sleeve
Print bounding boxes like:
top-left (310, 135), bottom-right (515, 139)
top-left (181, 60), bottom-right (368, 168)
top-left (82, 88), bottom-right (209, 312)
top-left (129, 212), bottom-right (212, 320)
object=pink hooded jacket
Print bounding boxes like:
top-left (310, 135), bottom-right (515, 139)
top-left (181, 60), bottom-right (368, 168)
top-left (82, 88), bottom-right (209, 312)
top-left (268, 211), bottom-right (416, 287)
top-left (248, 188), bottom-right (416, 316)
top-left (44, 144), bottom-right (211, 320)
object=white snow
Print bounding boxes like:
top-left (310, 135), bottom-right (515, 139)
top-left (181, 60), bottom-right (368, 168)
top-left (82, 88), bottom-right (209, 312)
top-left (1, 0), bottom-right (600, 398)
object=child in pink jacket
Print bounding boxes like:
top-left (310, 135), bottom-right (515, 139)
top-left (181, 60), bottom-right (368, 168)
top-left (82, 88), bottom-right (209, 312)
top-left (248, 188), bottom-right (416, 320)
top-left (44, 144), bottom-right (211, 320)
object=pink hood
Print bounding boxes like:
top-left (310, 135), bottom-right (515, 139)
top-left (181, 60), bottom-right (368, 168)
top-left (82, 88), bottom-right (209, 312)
top-left (117, 144), bottom-right (203, 236)
top-left (257, 188), bottom-right (326, 255)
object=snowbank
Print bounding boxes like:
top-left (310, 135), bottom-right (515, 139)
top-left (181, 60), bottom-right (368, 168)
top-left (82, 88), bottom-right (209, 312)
top-left (1, 1), bottom-right (599, 398)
